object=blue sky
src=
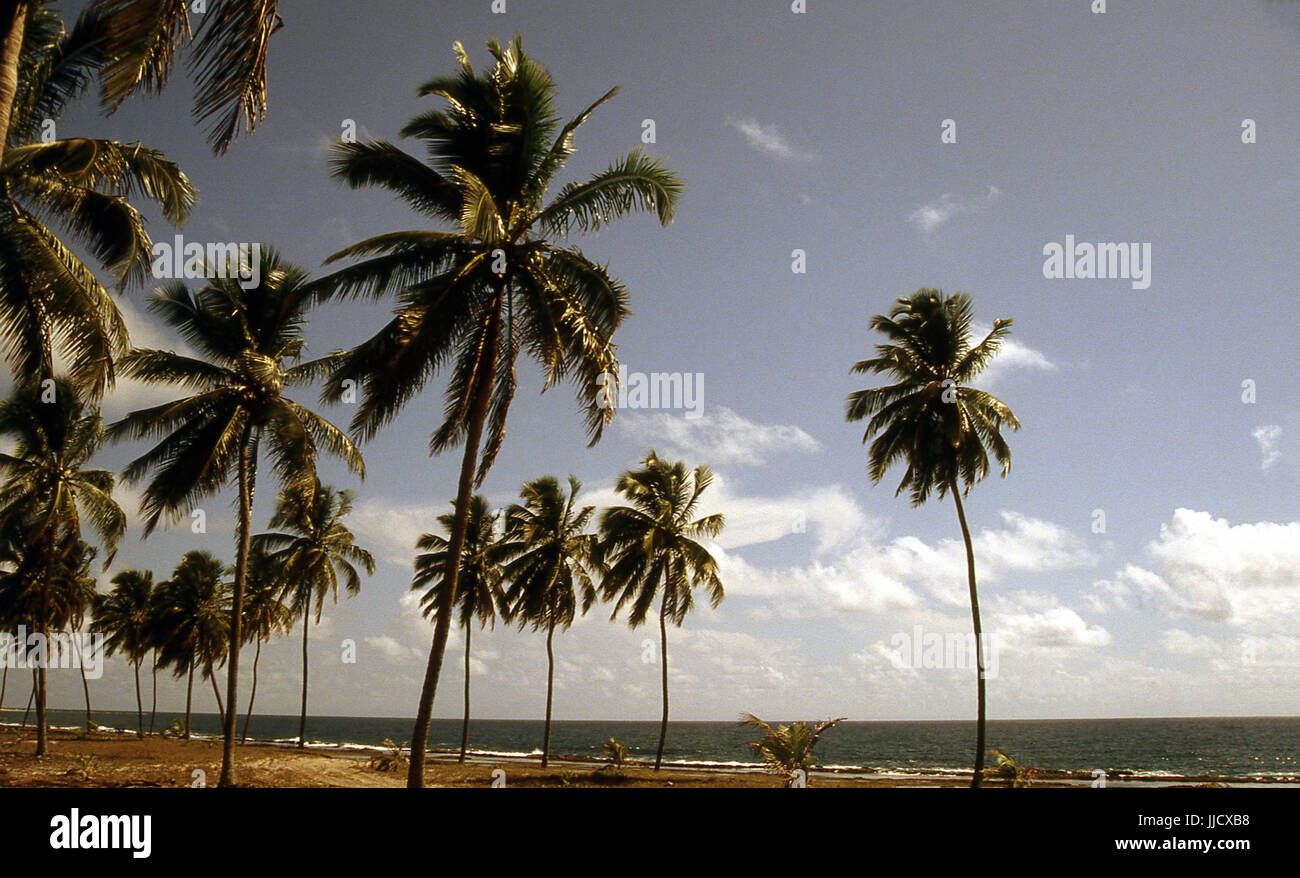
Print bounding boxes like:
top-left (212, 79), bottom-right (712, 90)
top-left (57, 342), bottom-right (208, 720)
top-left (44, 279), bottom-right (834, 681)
top-left (29, 0), bottom-right (1300, 723)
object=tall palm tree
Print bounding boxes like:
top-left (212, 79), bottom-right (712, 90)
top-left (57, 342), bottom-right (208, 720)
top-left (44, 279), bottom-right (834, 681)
top-left (316, 36), bottom-right (682, 787)
top-left (0, 376), bottom-right (124, 756)
top-left (254, 478), bottom-right (373, 749)
top-left (91, 568), bottom-right (155, 738)
top-left (845, 289), bottom-right (1020, 789)
top-left (152, 550), bottom-right (229, 739)
top-left (58, 539), bottom-right (97, 731)
top-left (598, 451), bottom-right (725, 771)
top-left (411, 494), bottom-right (507, 763)
top-left (0, 4), bottom-right (193, 397)
top-left (239, 542), bottom-right (291, 744)
top-left (107, 247), bottom-right (364, 786)
top-left (499, 476), bottom-right (598, 769)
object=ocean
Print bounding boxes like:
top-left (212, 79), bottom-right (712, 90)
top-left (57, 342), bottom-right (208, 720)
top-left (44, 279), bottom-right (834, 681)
top-left (12, 709), bottom-right (1299, 779)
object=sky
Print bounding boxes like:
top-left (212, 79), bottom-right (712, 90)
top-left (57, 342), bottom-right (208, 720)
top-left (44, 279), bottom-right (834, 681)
top-left (23, 0), bottom-right (1300, 724)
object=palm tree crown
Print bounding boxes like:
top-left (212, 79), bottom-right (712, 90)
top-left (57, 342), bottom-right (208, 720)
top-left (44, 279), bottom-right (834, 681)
top-left (846, 289), bottom-right (1020, 503)
top-left (0, 4), bottom-right (194, 396)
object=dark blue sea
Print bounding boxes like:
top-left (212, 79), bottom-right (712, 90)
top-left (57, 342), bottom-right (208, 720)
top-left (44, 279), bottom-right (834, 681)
top-left (11, 709), bottom-right (1299, 779)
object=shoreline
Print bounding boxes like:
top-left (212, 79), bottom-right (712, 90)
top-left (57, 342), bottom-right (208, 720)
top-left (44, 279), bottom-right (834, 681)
top-left (2, 724), bottom-right (1295, 789)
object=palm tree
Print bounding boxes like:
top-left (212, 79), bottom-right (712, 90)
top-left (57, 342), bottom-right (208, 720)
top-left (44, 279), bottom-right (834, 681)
top-left (91, 569), bottom-right (155, 738)
top-left (740, 714), bottom-right (846, 786)
top-left (316, 36), bottom-right (682, 787)
top-left (107, 247), bottom-right (365, 786)
top-left (57, 539), bottom-right (97, 731)
top-left (845, 289), bottom-right (1020, 789)
top-left (0, 4), bottom-right (194, 397)
top-left (411, 494), bottom-right (507, 763)
top-left (0, 376), bottom-right (124, 756)
top-left (239, 543), bottom-right (291, 744)
top-left (94, 0), bottom-right (285, 153)
top-left (598, 451), bottom-right (725, 771)
top-left (254, 479), bottom-right (373, 749)
top-left (499, 476), bottom-right (598, 769)
top-left (152, 550), bottom-right (229, 739)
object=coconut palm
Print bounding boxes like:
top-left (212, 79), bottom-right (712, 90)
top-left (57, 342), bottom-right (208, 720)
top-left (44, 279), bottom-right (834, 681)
top-left (598, 451), bottom-right (725, 771)
top-left (0, 4), bottom-right (194, 396)
top-left (498, 476), bottom-right (598, 768)
top-left (151, 550), bottom-right (229, 739)
top-left (0, 377), bottom-right (124, 755)
top-left (740, 714), bottom-right (846, 786)
top-left (92, 0), bottom-right (284, 153)
top-left (91, 569), bottom-right (155, 738)
top-left (108, 248), bottom-right (364, 786)
top-left (411, 494), bottom-right (507, 763)
top-left (58, 539), bottom-right (98, 731)
top-left (316, 37), bottom-right (682, 787)
top-left (845, 289), bottom-right (1020, 789)
top-left (239, 542), bottom-right (291, 744)
top-left (253, 478), bottom-right (373, 749)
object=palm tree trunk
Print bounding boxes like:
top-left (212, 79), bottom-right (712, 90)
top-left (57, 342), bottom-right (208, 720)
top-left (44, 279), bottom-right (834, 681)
top-left (459, 624), bottom-right (471, 763)
top-left (242, 636), bottom-right (262, 744)
top-left (76, 637), bottom-right (92, 731)
top-left (149, 650), bottom-right (158, 735)
top-left (21, 668), bottom-right (33, 727)
top-left (184, 660), bottom-right (194, 740)
top-left (0, 2), bottom-right (31, 163)
top-left (950, 479), bottom-right (986, 789)
top-left (34, 535), bottom-right (54, 756)
top-left (655, 596), bottom-right (669, 771)
top-left (542, 619), bottom-right (555, 769)
top-left (209, 670), bottom-right (225, 729)
top-left (219, 427), bottom-right (255, 786)
top-left (407, 302), bottom-right (503, 788)
top-left (298, 601), bottom-right (309, 748)
top-left (1, 659), bottom-right (8, 710)
top-left (133, 659), bottom-right (143, 739)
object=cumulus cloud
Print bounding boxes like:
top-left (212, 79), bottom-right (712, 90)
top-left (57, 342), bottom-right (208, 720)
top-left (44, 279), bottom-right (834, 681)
top-left (726, 116), bottom-right (818, 162)
top-left (968, 323), bottom-right (1056, 388)
top-left (1089, 509), bottom-right (1300, 626)
top-left (615, 406), bottom-right (820, 467)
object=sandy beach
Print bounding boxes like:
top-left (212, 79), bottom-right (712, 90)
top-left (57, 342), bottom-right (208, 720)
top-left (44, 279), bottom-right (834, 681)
top-left (3, 725), bottom-right (1290, 789)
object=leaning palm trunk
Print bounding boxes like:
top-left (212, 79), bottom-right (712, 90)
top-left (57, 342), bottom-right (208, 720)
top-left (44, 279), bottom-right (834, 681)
top-left (951, 478), bottom-right (987, 789)
top-left (74, 634), bottom-right (92, 731)
top-left (34, 537), bottom-right (54, 755)
top-left (655, 597), bottom-right (670, 771)
top-left (407, 305), bottom-right (502, 788)
top-left (0, 2), bottom-right (30, 163)
top-left (298, 602), bottom-right (309, 748)
top-left (242, 636), bottom-right (262, 744)
top-left (1, 660), bottom-right (8, 710)
top-left (542, 619), bottom-right (555, 768)
top-left (150, 650), bottom-right (158, 735)
top-left (219, 431), bottom-right (255, 785)
top-left (459, 625), bottom-right (471, 763)
top-left (184, 661), bottom-right (194, 740)
top-left (209, 670), bottom-right (226, 728)
top-left (21, 668), bottom-right (33, 727)
top-left (133, 659), bottom-right (144, 739)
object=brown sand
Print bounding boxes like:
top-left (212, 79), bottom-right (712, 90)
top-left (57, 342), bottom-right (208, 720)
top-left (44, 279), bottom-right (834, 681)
top-left (0, 726), bottom-right (1276, 789)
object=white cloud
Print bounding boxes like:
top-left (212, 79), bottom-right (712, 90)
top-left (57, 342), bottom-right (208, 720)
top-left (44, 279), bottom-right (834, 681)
top-left (726, 117), bottom-right (818, 162)
top-left (1252, 424), bottom-right (1282, 470)
top-left (615, 406), bottom-right (820, 466)
top-left (968, 323), bottom-right (1056, 388)
top-left (1091, 509), bottom-right (1300, 627)
top-left (908, 185), bottom-right (1003, 234)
